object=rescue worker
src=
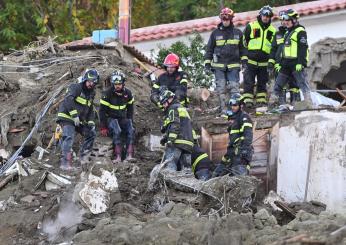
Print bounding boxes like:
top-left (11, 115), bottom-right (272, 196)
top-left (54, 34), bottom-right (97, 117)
top-left (99, 70), bottom-right (135, 163)
top-left (212, 93), bottom-right (253, 177)
top-left (57, 69), bottom-right (98, 170)
top-left (242, 5), bottom-right (276, 108)
top-left (191, 142), bottom-right (212, 181)
top-left (268, 10), bottom-right (300, 105)
top-left (204, 7), bottom-right (247, 114)
top-left (159, 90), bottom-right (194, 171)
top-left (151, 53), bottom-right (189, 109)
top-left (273, 9), bottom-right (312, 107)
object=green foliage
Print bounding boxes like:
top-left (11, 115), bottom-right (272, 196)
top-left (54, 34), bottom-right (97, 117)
top-left (0, 1), bottom-right (42, 51)
top-left (156, 32), bottom-right (213, 88)
top-left (0, 0), bottom-right (312, 52)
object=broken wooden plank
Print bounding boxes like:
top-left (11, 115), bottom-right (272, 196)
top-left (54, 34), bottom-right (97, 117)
top-left (274, 200), bottom-right (296, 219)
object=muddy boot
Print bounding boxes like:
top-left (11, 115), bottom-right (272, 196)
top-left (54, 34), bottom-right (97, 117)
top-left (60, 152), bottom-right (73, 171)
top-left (124, 144), bottom-right (136, 163)
top-left (112, 145), bottom-right (122, 164)
top-left (295, 92), bottom-right (314, 110)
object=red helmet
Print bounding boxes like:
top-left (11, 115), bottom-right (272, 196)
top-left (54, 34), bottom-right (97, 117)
top-left (219, 8), bottom-right (234, 19)
top-left (163, 53), bottom-right (180, 68)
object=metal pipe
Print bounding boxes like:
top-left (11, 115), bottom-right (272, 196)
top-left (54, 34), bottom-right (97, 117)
top-left (119, 0), bottom-right (131, 44)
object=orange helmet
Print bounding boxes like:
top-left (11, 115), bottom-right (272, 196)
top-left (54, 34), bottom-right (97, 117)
top-left (219, 8), bottom-right (234, 20)
top-left (163, 53), bottom-right (180, 68)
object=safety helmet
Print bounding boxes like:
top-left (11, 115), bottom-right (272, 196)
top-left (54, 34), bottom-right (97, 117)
top-left (219, 7), bottom-right (234, 20)
top-left (229, 93), bottom-right (242, 106)
top-left (159, 90), bottom-right (175, 105)
top-left (278, 10), bottom-right (287, 20)
top-left (284, 9), bottom-right (299, 20)
top-left (163, 53), bottom-right (180, 68)
top-left (82, 69), bottom-right (99, 84)
top-left (259, 5), bottom-right (273, 18)
top-left (110, 70), bottom-right (126, 85)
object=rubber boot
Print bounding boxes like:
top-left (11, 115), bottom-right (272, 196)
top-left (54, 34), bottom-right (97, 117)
top-left (60, 152), bottom-right (73, 171)
top-left (125, 144), bottom-right (136, 163)
top-left (113, 145), bottom-right (122, 164)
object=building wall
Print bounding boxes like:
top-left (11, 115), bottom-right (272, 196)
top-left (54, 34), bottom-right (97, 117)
top-left (133, 9), bottom-right (346, 58)
top-left (276, 110), bottom-right (346, 213)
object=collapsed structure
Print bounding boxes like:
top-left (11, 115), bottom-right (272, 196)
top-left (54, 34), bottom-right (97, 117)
top-left (0, 38), bottom-right (345, 245)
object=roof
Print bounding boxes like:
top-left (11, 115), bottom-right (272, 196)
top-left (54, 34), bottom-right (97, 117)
top-left (61, 0), bottom-right (346, 49)
top-left (130, 0), bottom-right (346, 43)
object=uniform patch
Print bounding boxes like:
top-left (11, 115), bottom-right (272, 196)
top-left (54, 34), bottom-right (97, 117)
top-left (216, 35), bottom-right (223, 40)
top-left (300, 37), bottom-right (307, 44)
top-left (234, 34), bottom-right (239, 39)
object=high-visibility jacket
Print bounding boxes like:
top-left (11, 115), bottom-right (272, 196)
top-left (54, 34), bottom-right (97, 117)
top-left (99, 87), bottom-right (134, 128)
top-left (243, 17), bottom-right (276, 64)
top-left (268, 26), bottom-right (287, 64)
top-left (162, 101), bottom-right (194, 153)
top-left (281, 24), bottom-right (309, 67)
top-left (57, 83), bottom-right (95, 125)
top-left (191, 145), bottom-right (211, 174)
top-left (151, 71), bottom-right (188, 108)
top-left (222, 111), bottom-right (253, 164)
top-left (204, 23), bottom-right (246, 70)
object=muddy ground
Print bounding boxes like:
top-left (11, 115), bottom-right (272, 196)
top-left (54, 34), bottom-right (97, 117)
top-left (0, 41), bottom-right (345, 245)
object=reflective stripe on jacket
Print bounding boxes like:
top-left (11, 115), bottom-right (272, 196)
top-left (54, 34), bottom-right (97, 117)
top-left (164, 102), bottom-right (194, 152)
top-left (204, 23), bottom-right (246, 70)
top-left (99, 87), bottom-right (134, 128)
top-left (57, 83), bottom-right (95, 124)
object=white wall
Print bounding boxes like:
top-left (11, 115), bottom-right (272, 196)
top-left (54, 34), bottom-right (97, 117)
top-left (277, 110), bottom-right (346, 213)
top-left (133, 9), bottom-right (346, 58)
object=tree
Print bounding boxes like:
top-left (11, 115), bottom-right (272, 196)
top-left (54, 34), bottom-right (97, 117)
top-left (155, 32), bottom-right (213, 88)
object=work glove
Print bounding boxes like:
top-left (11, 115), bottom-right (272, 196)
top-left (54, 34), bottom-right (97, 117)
top-left (204, 63), bottom-right (212, 74)
top-left (73, 116), bottom-right (81, 127)
top-left (160, 125), bottom-right (166, 134)
top-left (100, 127), bottom-right (109, 137)
top-left (295, 64), bottom-right (303, 72)
top-left (160, 136), bottom-right (168, 146)
top-left (274, 63), bottom-right (281, 73)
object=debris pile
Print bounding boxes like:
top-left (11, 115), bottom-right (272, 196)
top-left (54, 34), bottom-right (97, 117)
top-left (0, 39), bottom-right (345, 245)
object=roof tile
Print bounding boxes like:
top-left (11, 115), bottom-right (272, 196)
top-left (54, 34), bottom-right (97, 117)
top-left (130, 0), bottom-right (346, 43)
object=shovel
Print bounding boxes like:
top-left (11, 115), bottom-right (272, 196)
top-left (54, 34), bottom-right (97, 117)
top-left (147, 152), bottom-right (173, 191)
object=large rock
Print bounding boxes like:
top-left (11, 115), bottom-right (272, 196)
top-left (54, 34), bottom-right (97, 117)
top-left (79, 164), bottom-right (121, 214)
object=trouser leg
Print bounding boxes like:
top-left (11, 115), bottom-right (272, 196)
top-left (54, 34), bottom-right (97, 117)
top-left (226, 68), bottom-right (240, 96)
top-left (256, 66), bottom-right (269, 105)
top-left (274, 72), bottom-right (290, 105)
top-left (164, 146), bottom-right (182, 171)
top-left (108, 119), bottom-right (122, 162)
top-left (108, 118), bottom-right (122, 146)
top-left (80, 125), bottom-right (96, 157)
top-left (180, 153), bottom-right (191, 171)
top-left (214, 69), bottom-right (228, 112)
top-left (242, 65), bottom-right (256, 106)
top-left (60, 124), bottom-right (75, 168)
top-left (292, 70), bottom-right (312, 105)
